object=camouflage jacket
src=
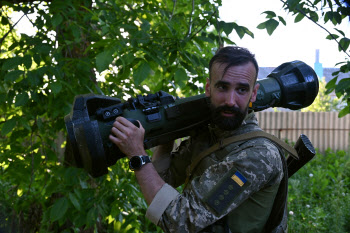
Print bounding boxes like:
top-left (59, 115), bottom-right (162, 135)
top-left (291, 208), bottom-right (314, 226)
top-left (147, 112), bottom-right (284, 233)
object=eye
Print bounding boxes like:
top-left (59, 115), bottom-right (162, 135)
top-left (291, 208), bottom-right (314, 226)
top-left (216, 84), bottom-right (228, 91)
top-left (237, 87), bottom-right (249, 94)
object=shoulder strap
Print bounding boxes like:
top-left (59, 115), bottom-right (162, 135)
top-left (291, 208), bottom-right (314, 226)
top-left (264, 146), bottom-right (289, 233)
top-left (184, 130), bottom-right (298, 187)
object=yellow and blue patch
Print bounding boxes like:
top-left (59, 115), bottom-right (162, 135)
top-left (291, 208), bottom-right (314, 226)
top-left (231, 171), bottom-right (247, 186)
top-left (204, 170), bottom-right (248, 214)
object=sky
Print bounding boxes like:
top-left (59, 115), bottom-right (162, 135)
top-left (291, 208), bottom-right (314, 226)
top-left (219, 0), bottom-right (350, 68)
top-left (10, 0), bottom-right (350, 68)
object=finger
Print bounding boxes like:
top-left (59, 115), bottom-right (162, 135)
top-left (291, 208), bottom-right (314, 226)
top-left (109, 134), bottom-right (121, 144)
top-left (112, 120), bottom-right (132, 136)
top-left (137, 120), bottom-right (145, 133)
top-left (116, 117), bottom-right (137, 128)
top-left (110, 125), bottom-right (127, 140)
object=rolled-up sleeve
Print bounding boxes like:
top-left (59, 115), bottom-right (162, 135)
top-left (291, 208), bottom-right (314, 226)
top-left (146, 183), bottom-right (180, 225)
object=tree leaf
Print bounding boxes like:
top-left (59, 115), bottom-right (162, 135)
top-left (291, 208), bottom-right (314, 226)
top-left (287, 0), bottom-right (300, 10)
top-left (15, 92), bottom-right (29, 107)
top-left (325, 76), bottom-right (337, 93)
top-left (335, 78), bottom-right (350, 94)
top-left (338, 106), bottom-right (349, 118)
top-left (324, 11), bottom-right (331, 23)
top-left (262, 11), bottom-right (276, 18)
top-left (33, 54), bottom-right (41, 66)
top-left (332, 12), bottom-right (342, 25)
top-left (278, 16), bottom-right (287, 26)
top-left (23, 55), bottom-right (32, 69)
top-left (257, 22), bottom-right (266, 30)
top-left (326, 34), bottom-right (339, 40)
top-left (50, 197), bottom-right (69, 222)
top-left (28, 71), bottom-right (41, 87)
top-left (339, 38), bottom-right (350, 52)
top-left (197, 35), bottom-right (214, 43)
top-left (309, 11), bottom-right (319, 22)
top-left (36, 45), bottom-right (51, 55)
top-left (69, 193), bottom-right (81, 211)
top-left (4, 70), bottom-right (24, 82)
top-left (2, 57), bottom-right (22, 70)
top-left (1, 118), bottom-right (17, 136)
top-left (1, 15), bottom-right (10, 25)
top-left (222, 22), bottom-right (235, 36)
top-left (49, 82), bottom-right (62, 94)
top-left (233, 24), bottom-right (245, 39)
top-left (243, 27), bottom-right (254, 38)
top-left (96, 50), bottom-right (114, 73)
top-left (19, 118), bottom-right (31, 131)
top-left (52, 13), bottom-right (63, 28)
top-left (223, 37), bottom-right (236, 45)
top-left (174, 68), bottom-right (187, 88)
top-left (334, 28), bottom-right (345, 37)
top-left (294, 13), bottom-right (305, 23)
top-left (265, 19), bottom-right (279, 35)
top-left (133, 62), bottom-right (151, 85)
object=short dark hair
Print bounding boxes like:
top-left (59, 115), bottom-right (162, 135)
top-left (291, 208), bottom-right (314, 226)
top-left (209, 46), bottom-right (259, 81)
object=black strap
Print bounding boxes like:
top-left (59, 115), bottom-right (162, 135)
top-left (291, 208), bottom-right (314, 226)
top-left (264, 146), bottom-right (289, 233)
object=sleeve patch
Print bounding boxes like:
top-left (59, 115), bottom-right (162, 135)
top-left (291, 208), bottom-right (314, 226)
top-left (204, 170), bottom-right (249, 215)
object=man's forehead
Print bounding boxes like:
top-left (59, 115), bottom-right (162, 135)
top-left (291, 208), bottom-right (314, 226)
top-left (212, 62), bottom-right (230, 73)
top-left (210, 62), bottom-right (257, 84)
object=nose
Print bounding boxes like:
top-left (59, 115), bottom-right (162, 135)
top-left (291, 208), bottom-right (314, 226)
top-left (225, 92), bottom-right (236, 107)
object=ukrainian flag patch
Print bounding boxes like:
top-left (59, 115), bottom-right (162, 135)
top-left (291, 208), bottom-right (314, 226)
top-left (204, 170), bottom-right (249, 214)
top-left (231, 171), bottom-right (247, 186)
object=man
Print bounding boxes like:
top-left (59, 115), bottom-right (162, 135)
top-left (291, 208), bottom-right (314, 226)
top-left (109, 46), bottom-right (286, 232)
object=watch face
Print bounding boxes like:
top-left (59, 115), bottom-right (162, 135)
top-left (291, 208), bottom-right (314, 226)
top-left (130, 156), bottom-right (142, 169)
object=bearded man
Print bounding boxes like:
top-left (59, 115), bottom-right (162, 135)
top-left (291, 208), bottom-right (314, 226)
top-left (109, 46), bottom-right (286, 233)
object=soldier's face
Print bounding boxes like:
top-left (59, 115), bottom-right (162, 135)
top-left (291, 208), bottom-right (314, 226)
top-left (205, 61), bottom-right (259, 130)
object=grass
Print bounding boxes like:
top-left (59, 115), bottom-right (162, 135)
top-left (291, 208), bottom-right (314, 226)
top-left (287, 148), bottom-right (350, 232)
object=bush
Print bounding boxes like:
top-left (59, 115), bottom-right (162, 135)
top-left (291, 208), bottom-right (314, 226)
top-left (0, 156), bottom-right (162, 233)
top-left (288, 148), bottom-right (350, 232)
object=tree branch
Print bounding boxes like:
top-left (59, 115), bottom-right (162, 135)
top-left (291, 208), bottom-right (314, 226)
top-left (186, 0), bottom-right (195, 37)
top-left (280, 0), bottom-right (350, 58)
top-left (0, 13), bottom-right (25, 46)
top-left (215, 10), bottom-right (223, 49)
top-left (189, 9), bottom-right (217, 41)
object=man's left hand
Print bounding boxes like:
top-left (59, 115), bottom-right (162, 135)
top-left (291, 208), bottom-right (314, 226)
top-left (109, 117), bottom-right (146, 158)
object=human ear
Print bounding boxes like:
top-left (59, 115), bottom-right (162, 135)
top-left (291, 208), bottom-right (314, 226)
top-left (250, 83), bottom-right (260, 102)
top-left (205, 78), bottom-right (211, 97)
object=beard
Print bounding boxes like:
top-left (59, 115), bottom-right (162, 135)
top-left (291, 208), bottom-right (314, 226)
top-left (210, 103), bottom-right (248, 131)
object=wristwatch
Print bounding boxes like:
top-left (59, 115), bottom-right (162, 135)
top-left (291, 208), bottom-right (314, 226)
top-left (129, 155), bottom-right (151, 171)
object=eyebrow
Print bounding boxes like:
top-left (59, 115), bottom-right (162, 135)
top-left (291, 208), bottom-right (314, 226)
top-left (237, 82), bottom-right (250, 89)
top-left (214, 80), bottom-right (230, 87)
top-left (214, 80), bottom-right (251, 89)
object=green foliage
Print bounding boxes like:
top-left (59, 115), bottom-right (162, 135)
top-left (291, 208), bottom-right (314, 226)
top-left (288, 149), bottom-right (350, 232)
top-left (0, 0), bottom-right (247, 232)
top-left (1, 0), bottom-right (349, 232)
top-left (325, 61), bottom-right (350, 117)
top-left (257, 11), bottom-right (286, 35)
top-left (0, 6), bottom-right (20, 59)
top-left (263, 0), bottom-right (350, 116)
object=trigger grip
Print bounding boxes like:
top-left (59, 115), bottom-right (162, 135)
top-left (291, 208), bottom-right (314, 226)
top-left (127, 118), bottom-right (140, 128)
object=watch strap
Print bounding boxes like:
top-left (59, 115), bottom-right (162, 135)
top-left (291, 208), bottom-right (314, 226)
top-left (129, 155), bottom-right (151, 171)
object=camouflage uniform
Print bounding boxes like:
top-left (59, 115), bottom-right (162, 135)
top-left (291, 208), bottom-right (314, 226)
top-left (147, 112), bottom-right (284, 233)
